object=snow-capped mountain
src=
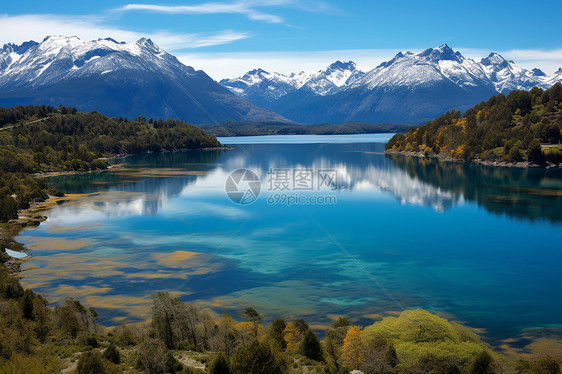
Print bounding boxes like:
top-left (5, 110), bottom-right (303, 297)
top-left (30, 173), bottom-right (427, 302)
top-left (223, 44), bottom-right (561, 124)
top-left (220, 60), bottom-right (366, 106)
top-left (0, 36), bottom-right (287, 124)
top-left (299, 61), bottom-right (367, 95)
top-left (480, 52), bottom-right (546, 93)
top-left (351, 44), bottom-right (493, 90)
top-left (219, 68), bottom-right (308, 107)
top-left (269, 44), bottom-right (499, 124)
top-left (545, 68), bottom-right (562, 87)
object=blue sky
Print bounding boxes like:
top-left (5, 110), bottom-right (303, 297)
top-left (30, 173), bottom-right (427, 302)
top-left (2, 0), bottom-right (562, 78)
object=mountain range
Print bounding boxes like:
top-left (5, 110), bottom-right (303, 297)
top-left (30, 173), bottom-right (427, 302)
top-left (0, 36), bottom-right (286, 124)
top-left (221, 44), bottom-right (562, 124)
top-left (1, 37), bottom-right (561, 126)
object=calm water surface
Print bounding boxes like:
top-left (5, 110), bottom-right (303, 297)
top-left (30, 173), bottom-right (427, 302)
top-left (18, 134), bottom-right (562, 345)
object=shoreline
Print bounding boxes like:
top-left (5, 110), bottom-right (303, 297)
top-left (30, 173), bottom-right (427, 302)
top-left (0, 194), bottom-right (67, 274)
top-left (32, 146), bottom-right (231, 179)
top-left (2, 146), bottom-right (231, 273)
top-left (384, 149), bottom-right (557, 168)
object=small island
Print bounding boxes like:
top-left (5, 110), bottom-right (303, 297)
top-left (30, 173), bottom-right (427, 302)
top-left (386, 83), bottom-right (562, 166)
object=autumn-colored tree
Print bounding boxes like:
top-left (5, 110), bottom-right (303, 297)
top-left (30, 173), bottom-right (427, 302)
top-left (283, 322), bottom-right (304, 354)
top-left (341, 325), bottom-right (363, 369)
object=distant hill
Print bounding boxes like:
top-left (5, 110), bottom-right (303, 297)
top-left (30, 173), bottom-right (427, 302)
top-left (0, 36), bottom-right (287, 124)
top-left (385, 83), bottom-right (562, 166)
top-left (199, 121), bottom-right (413, 137)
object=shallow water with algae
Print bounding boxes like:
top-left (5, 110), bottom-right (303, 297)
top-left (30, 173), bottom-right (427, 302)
top-left (17, 135), bottom-right (562, 347)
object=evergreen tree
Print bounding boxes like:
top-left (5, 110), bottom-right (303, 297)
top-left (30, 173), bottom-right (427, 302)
top-left (209, 353), bottom-right (233, 374)
top-left (102, 343), bottom-right (120, 364)
top-left (300, 329), bottom-right (323, 361)
top-left (231, 340), bottom-right (285, 374)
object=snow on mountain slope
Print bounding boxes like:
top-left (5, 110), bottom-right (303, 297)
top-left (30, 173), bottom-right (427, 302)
top-left (0, 36), bottom-right (287, 123)
top-left (220, 60), bottom-right (367, 105)
top-left (221, 44), bottom-right (561, 111)
top-left (219, 68), bottom-right (306, 107)
top-left (352, 44), bottom-right (492, 91)
top-left (545, 67), bottom-right (562, 87)
top-left (0, 36), bottom-right (186, 88)
top-left (300, 61), bottom-right (366, 95)
top-left (228, 44), bottom-right (561, 124)
top-left (270, 45), bottom-right (499, 124)
top-left (479, 52), bottom-right (548, 93)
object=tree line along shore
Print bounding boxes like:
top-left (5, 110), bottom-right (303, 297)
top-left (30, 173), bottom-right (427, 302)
top-left (0, 105), bottom-right (222, 222)
top-left (386, 83), bottom-right (562, 167)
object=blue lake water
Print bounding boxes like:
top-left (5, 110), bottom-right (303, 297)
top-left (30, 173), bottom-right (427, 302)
top-left (18, 134), bottom-right (562, 346)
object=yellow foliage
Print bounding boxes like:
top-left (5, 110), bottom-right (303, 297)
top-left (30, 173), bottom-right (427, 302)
top-left (0, 353), bottom-right (63, 374)
top-left (454, 145), bottom-right (465, 158)
top-left (455, 118), bottom-right (466, 128)
top-left (283, 322), bottom-right (303, 353)
top-left (235, 321), bottom-right (265, 336)
top-left (476, 109), bottom-right (487, 122)
top-left (341, 325), bottom-right (363, 369)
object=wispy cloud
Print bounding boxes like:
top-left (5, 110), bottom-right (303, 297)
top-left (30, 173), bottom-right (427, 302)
top-left (119, 3), bottom-right (283, 24)
top-left (118, 0), bottom-right (338, 25)
top-left (0, 14), bottom-right (250, 50)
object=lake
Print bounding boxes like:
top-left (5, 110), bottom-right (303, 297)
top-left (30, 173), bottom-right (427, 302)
top-left (18, 134), bottom-right (562, 347)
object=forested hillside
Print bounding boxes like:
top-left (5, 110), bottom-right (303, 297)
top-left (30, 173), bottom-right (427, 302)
top-left (0, 105), bottom-right (221, 221)
top-left (386, 83), bottom-right (562, 165)
top-left (200, 121), bottom-right (413, 137)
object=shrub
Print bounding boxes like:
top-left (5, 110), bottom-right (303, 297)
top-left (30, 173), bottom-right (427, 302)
top-left (209, 353), bottom-right (233, 374)
top-left (231, 340), bottom-right (285, 374)
top-left (76, 350), bottom-right (106, 374)
top-left (102, 343), bottom-right (120, 364)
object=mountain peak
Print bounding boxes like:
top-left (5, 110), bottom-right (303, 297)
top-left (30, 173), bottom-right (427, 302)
top-left (247, 68), bottom-right (269, 76)
top-left (327, 60), bottom-right (356, 71)
top-left (481, 52), bottom-right (509, 68)
top-left (42, 35), bottom-right (80, 43)
top-left (419, 44), bottom-right (460, 61)
top-left (98, 37), bottom-right (123, 44)
top-left (437, 43), bottom-right (452, 52)
top-left (531, 68), bottom-right (546, 77)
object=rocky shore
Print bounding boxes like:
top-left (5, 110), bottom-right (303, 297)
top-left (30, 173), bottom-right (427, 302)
top-left (384, 150), bottom-right (545, 168)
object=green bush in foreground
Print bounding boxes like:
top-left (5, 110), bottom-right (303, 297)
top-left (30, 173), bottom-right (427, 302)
top-left (362, 309), bottom-right (494, 372)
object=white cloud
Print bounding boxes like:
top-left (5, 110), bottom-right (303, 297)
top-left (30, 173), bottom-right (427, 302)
top-left (0, 14), bottom-right (250, 50)
top-left (180, 47), bottom-right (562, 81)
top-left (119, 3), bottom-right (283, 24)
top-left (118, 0), bottom-right (339, 25)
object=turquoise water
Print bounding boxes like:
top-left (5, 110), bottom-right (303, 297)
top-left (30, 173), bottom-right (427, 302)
top-left (18, 135), bottom-right (562, 345)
